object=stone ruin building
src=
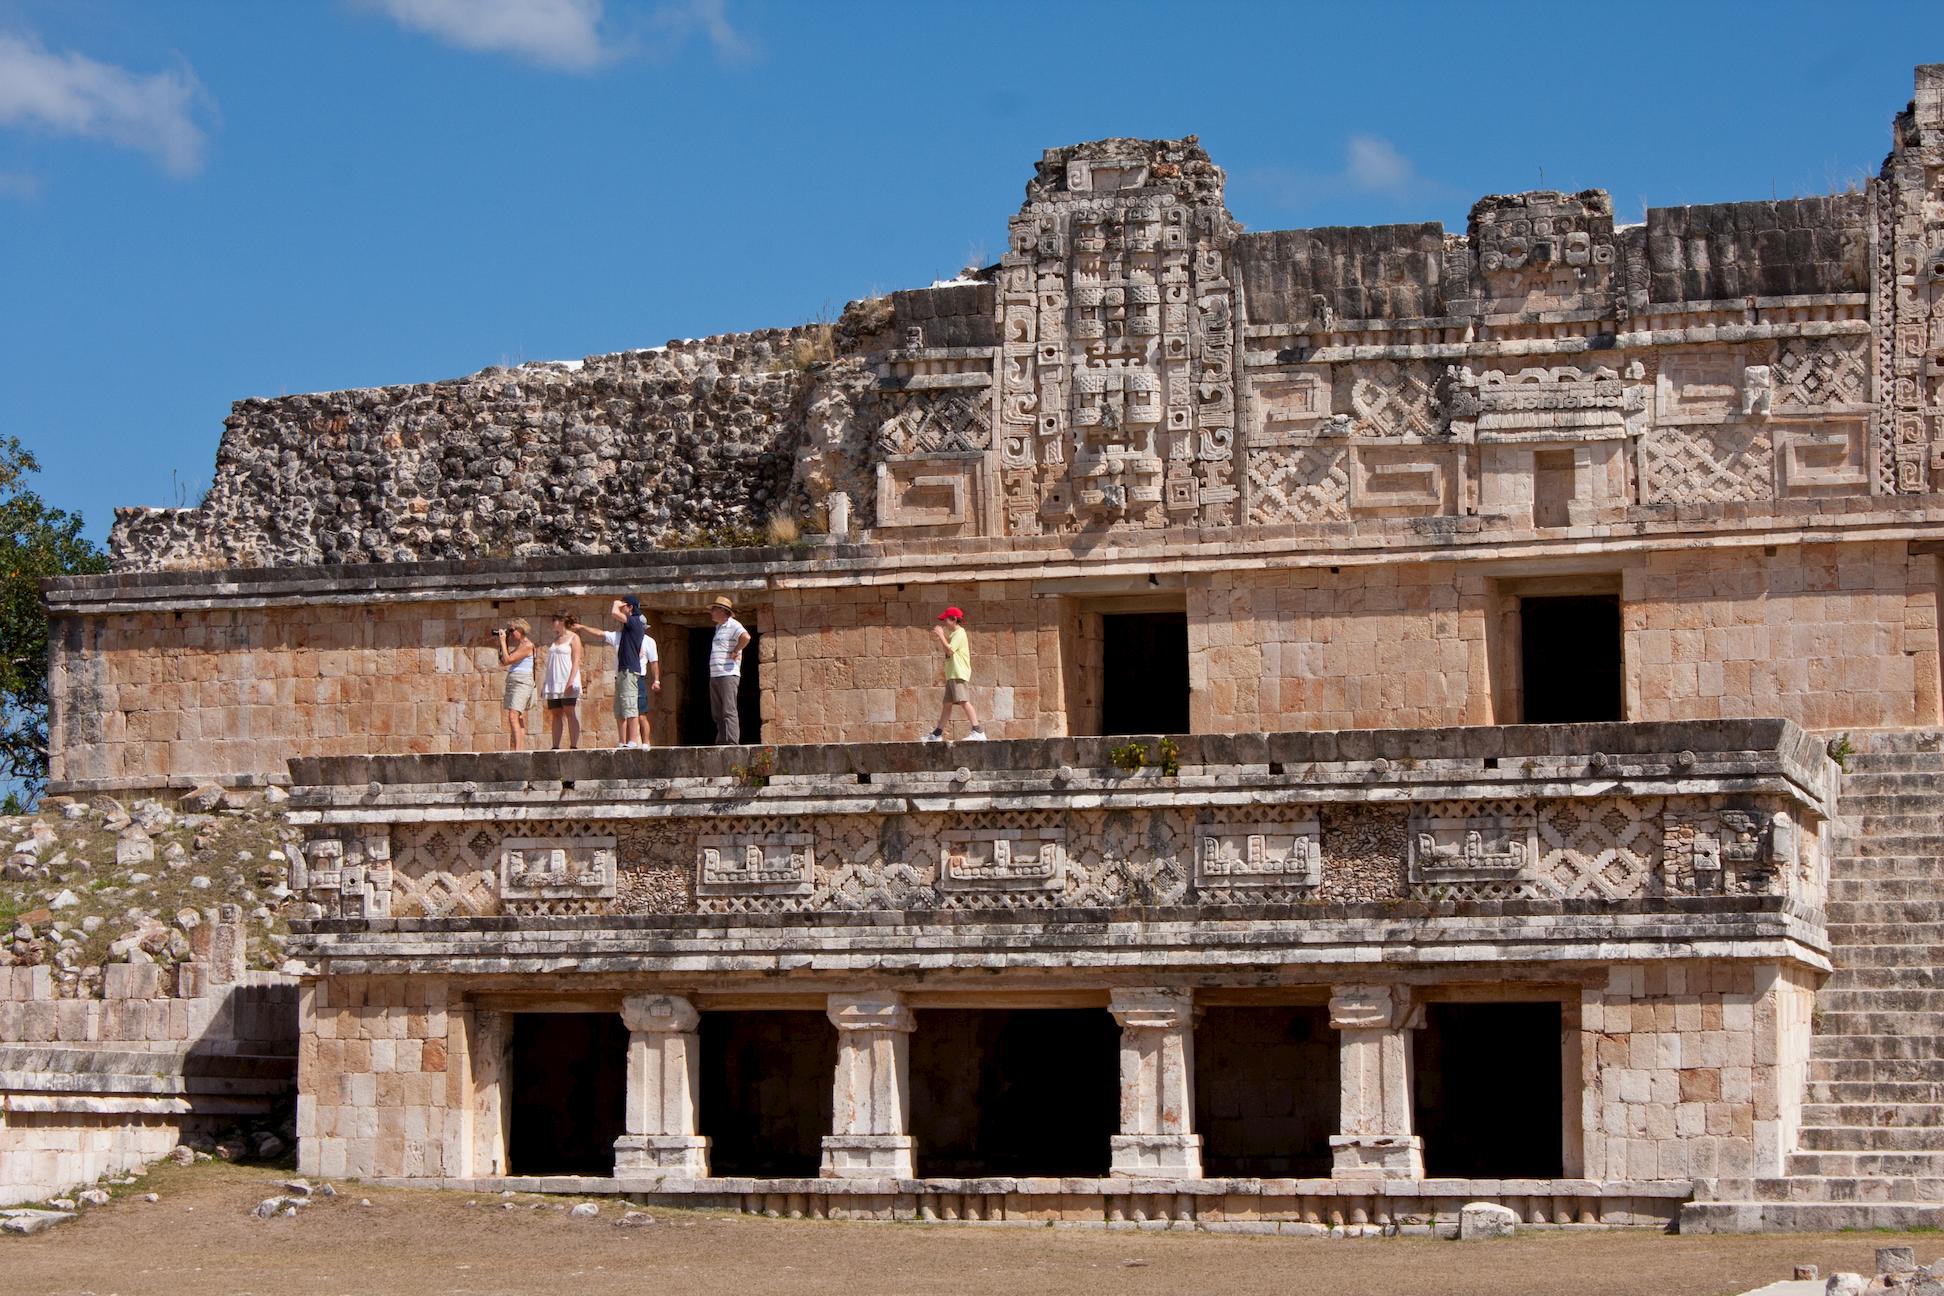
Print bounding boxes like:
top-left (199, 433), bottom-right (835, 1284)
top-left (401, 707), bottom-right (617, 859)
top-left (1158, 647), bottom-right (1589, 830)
top-left (16, 63), bottom-right (1944, 1234)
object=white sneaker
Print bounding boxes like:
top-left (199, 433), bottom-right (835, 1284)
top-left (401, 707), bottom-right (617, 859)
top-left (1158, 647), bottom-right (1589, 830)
top-left (966, 728), bottom-right (988, 741)
top-left (922, 729), bottom-right (944, 743)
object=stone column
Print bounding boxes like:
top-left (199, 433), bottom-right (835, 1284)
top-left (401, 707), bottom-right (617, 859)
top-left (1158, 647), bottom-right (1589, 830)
top-left (1108, 987), bottom-right (1202, 1177)
top-left (821, 991), bottom-right (916, 1178)
top-left (1328, 984), bottom-right (1424, 1179)
top-left (613, 994), bottom-right (709, 1179)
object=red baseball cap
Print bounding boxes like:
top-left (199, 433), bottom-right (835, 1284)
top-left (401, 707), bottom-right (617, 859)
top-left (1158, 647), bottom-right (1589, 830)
top-left (938, 607), bottom-right (965, 621)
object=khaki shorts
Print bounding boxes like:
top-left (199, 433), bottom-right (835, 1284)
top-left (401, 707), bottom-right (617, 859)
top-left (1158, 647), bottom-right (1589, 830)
top-left (504, 675), bottom-right (535, 712)
top-left (614, 670), bottom-right (643, 719)
top-left (943, 679), bottom-right (970, 704)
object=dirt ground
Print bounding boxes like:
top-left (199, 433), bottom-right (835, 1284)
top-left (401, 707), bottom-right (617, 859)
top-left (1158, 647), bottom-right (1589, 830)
top-left (1, 1161), bottom-right (1932, 1296)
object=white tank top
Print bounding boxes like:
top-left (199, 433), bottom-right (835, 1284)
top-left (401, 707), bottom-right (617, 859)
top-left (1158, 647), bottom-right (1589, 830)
top-left (507, 645), bottom-right (534, 680)
top-left (543, 638), bottom-right (579, 698)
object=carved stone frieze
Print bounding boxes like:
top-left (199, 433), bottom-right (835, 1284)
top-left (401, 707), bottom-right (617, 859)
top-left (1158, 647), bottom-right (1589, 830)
top-left (500, 837), bottom-right (617, 901)
top-left (938, 825), bottom-right (1067, 893)
top-left (1406, 802), bottom-right (1537, 885)
top-left (1192, 818), bottom-right (1322, 890)
top-left (697, 830), bottom-right (815, 899)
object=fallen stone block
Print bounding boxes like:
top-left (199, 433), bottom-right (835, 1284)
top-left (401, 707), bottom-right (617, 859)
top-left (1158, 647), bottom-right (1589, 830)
top-left (1459, 1201), bottom-right (1518, 1241)
top-left (0, 1209), bottom-right (76, 1236)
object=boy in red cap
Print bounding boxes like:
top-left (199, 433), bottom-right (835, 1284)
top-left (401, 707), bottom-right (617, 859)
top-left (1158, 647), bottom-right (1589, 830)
top-left (922, 607), bottom-right (986, 742)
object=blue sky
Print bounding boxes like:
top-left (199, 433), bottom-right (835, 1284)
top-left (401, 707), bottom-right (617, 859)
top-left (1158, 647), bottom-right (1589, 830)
top-left (1, 0), bottom-right (1939, 545)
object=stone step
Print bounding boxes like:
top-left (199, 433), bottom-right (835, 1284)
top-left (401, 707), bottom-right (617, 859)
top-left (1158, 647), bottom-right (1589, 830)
top-left (1809, 1034), bottom-right (1944, 1061)
top-left (1821, 977), bottom-right (1944, 1000)
top-left (1800, 1102), bottom-right (1944, 1128)
top-left (1813, 987), bottom-right (1944, 1009)
top-left (1829, 877), bottom-right (1944, 901)
top-left (1828, 945), bottom-right (1944, 970)
top-left (1787, 1150), bottom-right (1944, 1176)
top-left (1703, 1174), bottom-right (1944, 1202)
top-left (1824, 899), bottom-right (1944, 923)
top-left (1819, 921), bottom-right (1944, 945)
top-left (1844, 797), bottom-right (1944, 817)
top-left (1810, 1013), bottom-right (1944, 1038)
top-left (1809, 1057), bottom-right (1944, 1084)
top-left (1835, 772), bottom-right (1944, 793)
top-left (1850, 816), bottom-right (1944, 836)
top-left (1797, 1125), bottom-right (1944, 1152)
top-left (1825, 859), bottom-right (1944, 881)
top-left (1681, 1200), bottom-right (1944, 1232)
top-left (1806, 1080), bottom-right (1944, 1105)
top-left (1842, 734), bottom-right (1944, 757)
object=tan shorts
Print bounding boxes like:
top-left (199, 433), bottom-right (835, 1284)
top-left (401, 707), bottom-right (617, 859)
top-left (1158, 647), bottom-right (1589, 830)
top-left (504, 675), bottom-right (535, 712)
top-left (943, 679), bottom-right (970, 704)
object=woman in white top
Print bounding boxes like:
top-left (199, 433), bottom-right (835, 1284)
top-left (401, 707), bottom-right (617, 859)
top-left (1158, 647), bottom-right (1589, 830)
top-left (494, 617), bottom-right (537, 749)
top-left (541, 612), bottom-right (584, 750)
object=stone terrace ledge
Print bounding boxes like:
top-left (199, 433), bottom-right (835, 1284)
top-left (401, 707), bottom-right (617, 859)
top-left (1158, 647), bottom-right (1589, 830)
top-left (44, 496), bottom-right (1944, 614)
top-left (282, 719), bottom-right (1838, 975)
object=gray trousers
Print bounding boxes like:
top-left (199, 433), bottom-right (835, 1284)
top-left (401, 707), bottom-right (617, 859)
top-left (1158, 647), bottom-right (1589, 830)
top-left (710, 673), bottom-right (741, 744)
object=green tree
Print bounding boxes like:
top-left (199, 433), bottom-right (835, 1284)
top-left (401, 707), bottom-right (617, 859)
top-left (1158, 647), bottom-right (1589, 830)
top-left (0, 438), bottom-right (105, 809)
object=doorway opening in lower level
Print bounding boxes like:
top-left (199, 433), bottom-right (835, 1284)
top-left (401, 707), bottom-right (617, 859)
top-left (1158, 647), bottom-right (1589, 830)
top-left (506, 1012), bottom-right (629, 1176)
top-left (909, 1008), bottom-right (1118, 1178)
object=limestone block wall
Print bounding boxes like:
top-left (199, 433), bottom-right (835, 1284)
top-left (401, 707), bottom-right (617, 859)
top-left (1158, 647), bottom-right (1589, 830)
top-left (766, 581), bottom-right (1067, 745)
top-left (1192, 562), bottom-right (1489, 733)
top-left (1580, 961), bottom-right (1815, 1184)
top-left (0, 963), bottom-right (299, 1206)
top-left (296, 975), bottom-right (473, 1181)
top-left (1625, 542), bottom-right (1940, 730)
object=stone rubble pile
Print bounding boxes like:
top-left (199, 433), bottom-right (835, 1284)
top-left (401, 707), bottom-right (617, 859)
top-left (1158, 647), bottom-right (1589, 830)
top-left (1824, 1248), bottom-right (1944, 1295)
top-left (0, 788), bottom-right (298, 995)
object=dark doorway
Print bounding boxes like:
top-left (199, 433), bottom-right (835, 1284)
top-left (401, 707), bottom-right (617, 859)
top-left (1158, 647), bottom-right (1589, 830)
top-left (681, 625), bottom-right (762, 746)
top-left (507, 1012), bottom-right (629, 1175)
top-left (1194, 1006), bottom-right (1338, 1177)
top-left (1520, 595), bottom-right (1621, 723)
top-left (697, 1010), bottom-right (835, 1177)
top-left (1413, 1002), bottom-right (1564, 1178)
top-left (910, 1009), bottom-right (1118, 1177)
top-left (1101, 611), bottom-right (1190, 736)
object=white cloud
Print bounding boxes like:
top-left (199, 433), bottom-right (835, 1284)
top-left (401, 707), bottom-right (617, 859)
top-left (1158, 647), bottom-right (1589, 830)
top-left (0, 171), bottom-right (41, 199)
top-left (355, 0), bottom-right (750, 71)
top-left (1242, 134), bottom-right (1450, 214)
top-left (649, 0), bottom-right (750, 62)
top-left (356, 0), bottom-right (611, 71)
top-left (1343, 134), bottom-right (1414, 196)
top-left (0, 32), bottom-right (210, 177)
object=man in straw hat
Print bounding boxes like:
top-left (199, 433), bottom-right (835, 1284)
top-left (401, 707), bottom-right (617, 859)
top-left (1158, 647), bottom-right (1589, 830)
top-left (706, 595), bottom-right (751, 744)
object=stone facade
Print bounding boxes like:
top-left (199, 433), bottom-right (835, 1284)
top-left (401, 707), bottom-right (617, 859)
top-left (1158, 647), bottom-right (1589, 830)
top-left (32, 66), bottom-right (1944, 1233)
top-left (0, 914), bottom-right (298, 1206)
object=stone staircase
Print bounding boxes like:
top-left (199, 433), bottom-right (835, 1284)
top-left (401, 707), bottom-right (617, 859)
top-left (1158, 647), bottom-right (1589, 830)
top-left (1688, 731), bottom-right (1944, 1231)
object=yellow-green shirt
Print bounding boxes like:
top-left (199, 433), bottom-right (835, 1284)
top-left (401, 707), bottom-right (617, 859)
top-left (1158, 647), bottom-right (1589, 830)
top-left (944, 626), bottom-right (970, 682)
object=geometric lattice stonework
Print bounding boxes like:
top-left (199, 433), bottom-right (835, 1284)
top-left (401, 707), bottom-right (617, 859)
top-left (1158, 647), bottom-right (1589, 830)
top-left (1246, 446), bottom-right (1349, 523)
top-left (1774, 336), bottom-right (1868, 410)
top-left (500, 837), bottom-right (617, 901)
top-left (1536, 799), bottom-right (1661, 900)
top-left (1638, 424), bottom-right (1774, 504)
top-left (1192, 819), bottom-right (1322, 890)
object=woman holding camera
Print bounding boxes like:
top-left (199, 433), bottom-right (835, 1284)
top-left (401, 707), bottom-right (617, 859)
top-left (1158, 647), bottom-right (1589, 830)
top-left (541, 612), bottom-right (584, 750)
top-left (493, 618), bottom-right (537, 749)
